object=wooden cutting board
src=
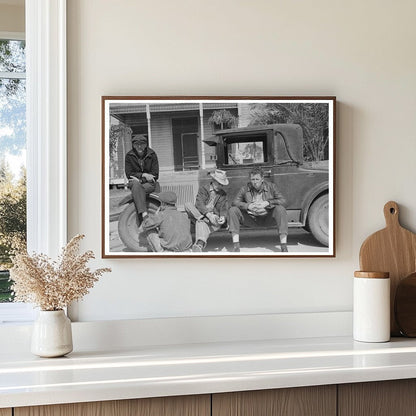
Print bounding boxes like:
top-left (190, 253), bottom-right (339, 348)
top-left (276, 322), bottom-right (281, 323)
top-left (359, 201), bottom-right (416, 336)
top-left (395, 272), bottom-right (416, 337)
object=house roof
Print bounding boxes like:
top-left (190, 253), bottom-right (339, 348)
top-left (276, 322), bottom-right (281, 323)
top-left (110, 102), bottom-right (238, 115)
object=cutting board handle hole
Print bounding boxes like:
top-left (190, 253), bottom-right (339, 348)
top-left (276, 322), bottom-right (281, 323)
top-left (384, 201), bottom-right (399, 225)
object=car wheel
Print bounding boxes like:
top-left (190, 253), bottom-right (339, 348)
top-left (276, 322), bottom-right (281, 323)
top-left (307, 194), bottom-right (329, 247)
top-left (118, 199), bottom-right (160, 252)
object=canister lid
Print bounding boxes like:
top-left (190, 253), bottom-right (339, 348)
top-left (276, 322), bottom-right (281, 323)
top-left (354, 271), bottom-right (389, 279)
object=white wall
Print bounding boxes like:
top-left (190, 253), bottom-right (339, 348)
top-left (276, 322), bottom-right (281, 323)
top-left (67, 0), bottom-right (416, 322)
top-left (0, 3), bottom-right (24, 33)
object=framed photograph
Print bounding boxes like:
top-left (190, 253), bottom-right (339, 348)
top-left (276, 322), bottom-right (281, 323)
top-left (102, 96), bottom-right (335, 258)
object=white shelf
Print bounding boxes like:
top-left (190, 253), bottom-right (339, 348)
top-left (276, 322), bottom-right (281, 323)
top-left (2, 335), bottom-right (416, 408)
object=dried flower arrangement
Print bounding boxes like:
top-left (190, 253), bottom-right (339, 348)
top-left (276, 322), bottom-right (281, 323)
top-left (10, 234), bottom-right (111, 311)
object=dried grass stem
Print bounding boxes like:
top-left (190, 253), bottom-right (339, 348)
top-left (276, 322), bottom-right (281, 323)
top-left (10, 234), bottom-right (111, 310)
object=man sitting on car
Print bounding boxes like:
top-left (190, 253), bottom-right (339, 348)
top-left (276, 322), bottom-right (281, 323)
top-left (185, 169), bottom-right (229, 252)
top-left (141, 191), bottom-right (192, 252)
top-left (228, 167), bottom-right (289, 253)
top-left (125, 134), bottom-right (159, 222)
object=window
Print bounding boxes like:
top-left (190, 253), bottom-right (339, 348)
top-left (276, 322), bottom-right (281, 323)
top-left (0, 0), bottom-right (68, 323)
top-left (0, 36), bottom-right (26, 305)
top-left (224, 134), bottom-right (268, 165)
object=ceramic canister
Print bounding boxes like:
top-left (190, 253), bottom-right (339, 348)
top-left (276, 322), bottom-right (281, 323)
top-left (353, 271), bottom-right (390, 343)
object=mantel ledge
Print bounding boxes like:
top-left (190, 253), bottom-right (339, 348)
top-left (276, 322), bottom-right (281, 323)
top-left (2, 335), bottom-right (416, 409)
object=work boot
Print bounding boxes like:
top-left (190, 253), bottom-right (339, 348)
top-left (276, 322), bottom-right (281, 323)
top-left (192, 240), bottom-right (204, 252)
top-left (280, 243), bottom-right (288, 252)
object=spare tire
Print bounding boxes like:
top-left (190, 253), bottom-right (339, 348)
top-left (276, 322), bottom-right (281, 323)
top-left (117, 199), bottom-right (160, 252)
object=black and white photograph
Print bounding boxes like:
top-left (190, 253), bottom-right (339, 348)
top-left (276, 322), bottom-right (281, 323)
top-left (102, 97), bottom-right (335, 257)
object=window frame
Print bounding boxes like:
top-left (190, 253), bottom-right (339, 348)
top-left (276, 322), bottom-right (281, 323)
top-left (223, 133), bottom-right (269, 166)
top-left (218, 130), bottom-right (274, 169)
top-left (0, 0), bottom-right (67, 323)
top-left (26, 0), bottom-right (67, 257)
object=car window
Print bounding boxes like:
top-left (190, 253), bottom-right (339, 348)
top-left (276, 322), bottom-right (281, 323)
top-left (224, 134), bottom-right (268, 165)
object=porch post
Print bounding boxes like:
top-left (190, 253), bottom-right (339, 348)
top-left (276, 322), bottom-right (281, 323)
top-left (146, 104), bottom-right (152, 147)
top-left (199, 103), bottom-right (206, 169)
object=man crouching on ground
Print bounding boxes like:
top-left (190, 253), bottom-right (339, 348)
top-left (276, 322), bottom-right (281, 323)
top-left (185, 169), bottom-right (229, 252)
top-left (228, 167), bottom-right (289, 253)
top-left (141, 191), bottom-right (192, 252)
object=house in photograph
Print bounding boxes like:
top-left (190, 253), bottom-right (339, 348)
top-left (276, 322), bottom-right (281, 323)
top-left (108, 102), bottom-right (252, 185)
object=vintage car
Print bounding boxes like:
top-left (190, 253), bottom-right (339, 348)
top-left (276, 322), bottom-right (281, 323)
top-left (118, 124), bottom-right (330, 251)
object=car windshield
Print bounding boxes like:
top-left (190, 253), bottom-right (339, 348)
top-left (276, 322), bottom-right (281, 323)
top-left (224, 135), bottom-right (267, 165)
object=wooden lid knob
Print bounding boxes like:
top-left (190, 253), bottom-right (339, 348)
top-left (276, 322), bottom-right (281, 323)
top-left (354, 271), bottom-right (390, 279)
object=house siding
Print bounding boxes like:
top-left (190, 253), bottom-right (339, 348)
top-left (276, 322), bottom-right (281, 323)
top-left (109, 104), bottom-right (242, 184)
top-left (149, 113), bottom-right (174, 172)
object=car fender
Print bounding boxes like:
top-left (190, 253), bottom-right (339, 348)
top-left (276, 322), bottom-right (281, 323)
top-left (118, 192), bottom-right (161, 207)
top-left (300, 181), bottom-right (329, 225)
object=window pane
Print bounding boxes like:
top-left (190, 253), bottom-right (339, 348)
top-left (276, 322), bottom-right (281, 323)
top-left (227, 141), bottom-right (265, 165)
top-left (0, 40), bottom-right (26, 73)
top-left (0, 270), bottom-right (12, 302)
top-left (225, 134), bottom-right (268, 165)
top-left (0, 76), bottom-right (26, 302)
top-left (0, 78), bottom-right (26, 153)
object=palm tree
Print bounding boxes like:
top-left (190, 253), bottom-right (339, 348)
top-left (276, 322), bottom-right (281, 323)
top-left (249, 103), bottom-right (329, 161)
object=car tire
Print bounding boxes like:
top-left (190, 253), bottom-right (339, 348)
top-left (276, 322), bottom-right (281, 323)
top-left (307, 194), bottom-right (329, 247)
top-left (118, 199), bottom-right (160, 252)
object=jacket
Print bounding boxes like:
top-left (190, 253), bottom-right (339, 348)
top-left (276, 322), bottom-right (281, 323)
top-left (232, 180), bottom-right (286, 211)
top-left (125, 147), bottom-right (159, 183)
top-left (142, 206), bottom-right (192, 252)
top-left (195, 184), bottom-right (228, 217)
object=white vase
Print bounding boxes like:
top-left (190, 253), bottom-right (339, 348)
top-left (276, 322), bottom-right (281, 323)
top-left (31, 310), bottom-right (73, 357)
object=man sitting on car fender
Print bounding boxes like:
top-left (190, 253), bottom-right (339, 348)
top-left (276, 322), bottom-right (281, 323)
top-left (185, 169), bottom-right (229, 252)
top-left (125, 134), bottom-right (159, 222)
top-left (228, 167), bottom-right (289, 253)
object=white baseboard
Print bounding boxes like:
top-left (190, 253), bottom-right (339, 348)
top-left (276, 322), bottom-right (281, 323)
top-left (0, 311), bottom-right (352, 353)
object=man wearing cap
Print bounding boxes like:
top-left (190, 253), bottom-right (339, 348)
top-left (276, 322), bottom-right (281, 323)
top-left (184, 169), bottom-right (229, 252)
top-left (141, 191), bottom-right (192, 252)
top-left (229, 166), bottom-right (289, 252)
top-left (125, 134), bottom-right (159, 221)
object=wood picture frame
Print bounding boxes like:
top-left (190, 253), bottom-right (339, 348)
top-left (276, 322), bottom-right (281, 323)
top-left (102, 96), bottom-right (336, 258)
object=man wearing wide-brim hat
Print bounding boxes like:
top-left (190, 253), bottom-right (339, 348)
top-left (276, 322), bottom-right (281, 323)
top-left (141, 191), bottom-right (192, 252)
top-left (184, 169), bottom-right (229, 252)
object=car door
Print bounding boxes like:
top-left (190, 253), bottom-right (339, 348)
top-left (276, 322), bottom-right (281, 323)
top-left (271, 129), bottom-right (328, 225)
top-left (217, 129), bottom-right (274, 203)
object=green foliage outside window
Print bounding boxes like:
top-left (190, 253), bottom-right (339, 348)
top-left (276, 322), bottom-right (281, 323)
top-left (0, 162), bottom-right (26, 302)
top-left (0, 270), bottom-right (12, 302)
top-left (0, 39), bottom-right (27, 302)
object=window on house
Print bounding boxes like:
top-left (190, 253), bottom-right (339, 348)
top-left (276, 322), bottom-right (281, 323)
top-left (0, 38), bottom-right (27, 307)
